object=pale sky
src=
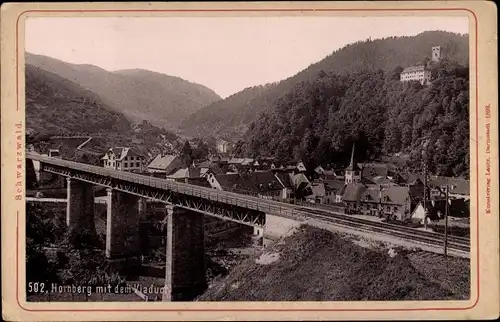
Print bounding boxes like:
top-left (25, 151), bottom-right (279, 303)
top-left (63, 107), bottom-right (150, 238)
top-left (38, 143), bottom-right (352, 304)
top-left (25, 16), bottom-right (469, 98)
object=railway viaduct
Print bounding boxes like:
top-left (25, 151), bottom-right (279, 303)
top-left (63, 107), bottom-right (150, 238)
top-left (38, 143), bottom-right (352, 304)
top-left (26, 153), bottom-right (304, 301)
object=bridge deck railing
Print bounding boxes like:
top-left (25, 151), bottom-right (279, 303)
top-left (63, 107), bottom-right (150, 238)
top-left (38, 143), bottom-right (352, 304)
top-left (28, 153), bottom-right (305, 220)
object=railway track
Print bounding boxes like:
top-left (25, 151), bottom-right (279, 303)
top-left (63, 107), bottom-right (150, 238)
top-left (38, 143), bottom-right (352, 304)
top-left (27, 154), bottom-right (471, 254)
top-left (296, 207), bottom-right (470, 253)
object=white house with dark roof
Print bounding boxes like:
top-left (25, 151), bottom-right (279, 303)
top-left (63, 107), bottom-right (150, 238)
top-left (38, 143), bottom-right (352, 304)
top-left (102, 147), bottom-right (143, 172)
top-left (216, 140), bottom-right (230, 153)
top-left (400, 46), bottom-right (440, 85)
top-left (400, 65), bottom-right (431, 85)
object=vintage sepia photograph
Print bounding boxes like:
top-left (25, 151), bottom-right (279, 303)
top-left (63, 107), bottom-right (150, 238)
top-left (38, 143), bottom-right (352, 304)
top-left (21, 14), bottom-right (474, 304)
top-left (0, 0), bottom-right (497, 320)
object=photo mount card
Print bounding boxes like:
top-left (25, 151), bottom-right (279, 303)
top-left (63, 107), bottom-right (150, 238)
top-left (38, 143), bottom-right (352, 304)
top-left (1, 1), bottom-right (498, 321)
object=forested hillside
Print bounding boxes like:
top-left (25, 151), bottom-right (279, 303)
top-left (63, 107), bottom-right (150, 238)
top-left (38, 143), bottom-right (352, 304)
top-left (180, 84), bottom-right (277, 139)
top-left (180, 31), bottom-right (468, 138)
top-left (26, 53), bottom-right (221, 130)
top-left (26, 64), bottom-right (131, 135)
top-left (26, 65), bottom-right (178, 163)
top-left (241, 59), bottom-right (469, 178)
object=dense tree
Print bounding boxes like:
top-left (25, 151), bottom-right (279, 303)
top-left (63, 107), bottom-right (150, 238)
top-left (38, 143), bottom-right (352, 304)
top-left (242, 61), bottom-right (469, 178)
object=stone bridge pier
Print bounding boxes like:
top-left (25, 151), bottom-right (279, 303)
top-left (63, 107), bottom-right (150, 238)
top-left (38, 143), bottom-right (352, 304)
top-left (64, 179), bottom-right (145, 258)
top-left (163, 205), bottom-right (207, 301)
top-left (65, 178), bottom-right (98, 243)
top-left (105, 188), bottom-right (142, 259)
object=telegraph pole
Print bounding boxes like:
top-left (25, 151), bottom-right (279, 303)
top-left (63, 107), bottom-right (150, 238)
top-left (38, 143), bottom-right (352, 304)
top-left (423, 162), bottom-right (428, 229)
top-left (444, 184), bottom-right (449, 259)
top-left (379, 184), bottom-right (383, 218)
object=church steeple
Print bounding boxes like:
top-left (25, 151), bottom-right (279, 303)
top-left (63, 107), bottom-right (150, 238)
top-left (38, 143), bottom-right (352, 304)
top-left (345, 143), bottom-right (361, 184)
top-left (345, 143), bottom-right (360, 171)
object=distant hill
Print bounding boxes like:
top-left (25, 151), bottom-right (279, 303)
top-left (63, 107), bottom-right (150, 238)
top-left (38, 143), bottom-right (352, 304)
top-left (26, 64), bottom-right (178, 163)
top-left (180, 30), bottom-right (469, 138)
top-left (25, 53), bottom-right (222, 130)
top-left (26, 64), bottom-right (131, 135)
top-left (179, 84), bottom-right (278, 139)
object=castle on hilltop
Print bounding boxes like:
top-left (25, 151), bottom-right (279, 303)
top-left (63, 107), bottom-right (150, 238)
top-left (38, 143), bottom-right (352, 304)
top-left (400, 46), bottom-right (442, 86)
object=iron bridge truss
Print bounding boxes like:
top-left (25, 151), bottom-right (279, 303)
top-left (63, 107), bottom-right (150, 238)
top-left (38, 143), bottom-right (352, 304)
top-left (40, 163), bottom-right (266, 228)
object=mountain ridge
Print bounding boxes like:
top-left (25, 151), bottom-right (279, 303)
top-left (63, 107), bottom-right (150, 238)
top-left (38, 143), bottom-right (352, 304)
top-left (25, 52), bottom-right (222, 130)
top-left (180, 30), bottom-right (469, 139)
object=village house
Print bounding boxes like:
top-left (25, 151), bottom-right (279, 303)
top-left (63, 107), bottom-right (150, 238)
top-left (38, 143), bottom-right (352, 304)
top-left (428, 176), bottom-right (470, 201)
top-left (201, 164), bottom-right (226, 179)
top-left (166, 166), bottom-right (205, 183)
top-left (256, 157), bottom-right (275, 169)
top-left (400, 46), bottom-right (441, 85)
top-left (149, 146), bottom-right (161, 158)
top-left (314, 164), bottom-right (345, 181)
top-left (400, 65), bottom-right (432, 85)
top-left (290, 172), bottom-right (312, 199)
top-left (306, 182), bottom-right (326, 204)
top-left (305, 179), bottom-right (344, 204)
top-left (48, 149), bottom-right (61, 159)
top-left (274, 172), bottom-right (295, 200)
top-left (226, 163), bottom-right (242, 174)
top-left (448, 180), bottom-right (470, 200)
top-left (209, 153), bottom-right (231, 164)
top-left (324, 179), bottom-right (345, 204)
top-left (271, 160), bottom-right (307, 174)
top-left (241, 158), bottom-right (255, 166)
top-left (314, 165), bottom-right (325, 176)
top-left (146, 153), bottom-right (184, 175)
top-left (188, 139), bottom-right (199, 149)
top-left (410, 198), bottom-right (469, 225)
top-left (228, 157), bottom-right (246, 165)
top-left (320, 169), bottom-right (345, 181)
top-left (216, 139), bottom-right (230, 153)
top-left (342, 184), bottom-right (412, 221)
top-left (101, 147), bottom-right (144, 172)
top-left (360, 162), bottom-right (401, 185)
top-left (206, 171), bottom-right (293, 200)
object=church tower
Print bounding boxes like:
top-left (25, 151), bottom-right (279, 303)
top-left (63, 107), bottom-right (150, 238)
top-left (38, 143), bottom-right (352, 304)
top-left (345, 143), bottom-right (361, 184)
top-left (432, 46), bottom-right (441, 62)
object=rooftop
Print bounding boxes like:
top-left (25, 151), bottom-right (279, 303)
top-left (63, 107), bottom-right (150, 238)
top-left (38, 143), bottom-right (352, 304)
top-left (147, 154), bottom-right (184, 174)
top-left (401, 65), bottom-right (427, 73)
top-left (214, 171), bottom-right (286, 194)
top-left (102, 147), bottom-right (141, 161)
top-left (342, 183), bottom-right (410, 205)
